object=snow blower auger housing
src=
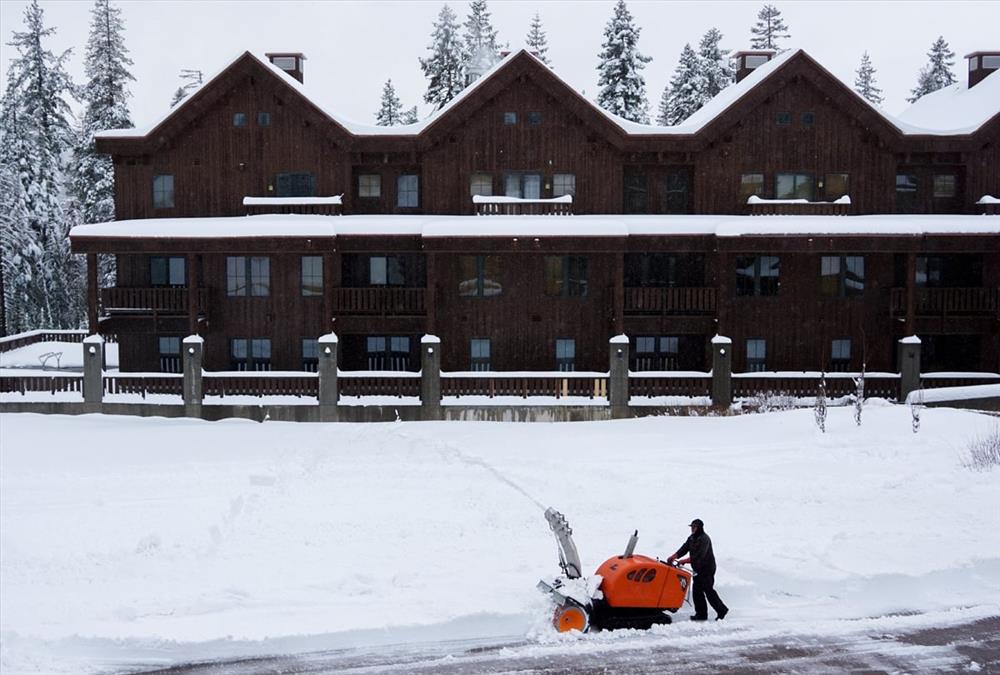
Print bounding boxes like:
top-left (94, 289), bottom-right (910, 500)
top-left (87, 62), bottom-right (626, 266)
top-left (538, 507), bottom-right (693, 632)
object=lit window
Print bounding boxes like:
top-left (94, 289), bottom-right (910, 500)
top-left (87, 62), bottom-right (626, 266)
top-left (397, 174), bottom-right (419, 208)
top-left (153, 175), bottom-right (174, 209)
top-left (358, 174), bottom-right (381, 198)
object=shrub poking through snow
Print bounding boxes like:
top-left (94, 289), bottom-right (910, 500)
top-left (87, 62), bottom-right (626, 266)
top-left (744, 390), bottom-right (796, 413)
top-left (911, 389), bottom-right (923, 434)
top-left (814, 377), bottom-right (827, 433)
top-left (963, 424), bottom-right (1000, 471)
top-left (853, 366), bottom-right (865, 427)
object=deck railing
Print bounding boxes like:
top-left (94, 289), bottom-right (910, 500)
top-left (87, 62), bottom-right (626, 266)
top-left (890, 287), bottom-right (1000, 317)
top-left (1, 373), bottom-right (83, 395)
top-left (330, 288), bottom-right (426, 315)
top-left (732, 373), bottom-right (900, 399)
top-left (338, 371), bottom-right (421, 398)
top-left (441, 371), bottom-right (608, 399)
top-left (203, 371), bottom-right (319, 398)
top-left (243, 196), bottom-right (342, 216)
top-left (629, 372), bottom-right (712, 398)
top-left (104, 373), bottom-right (184, 398)
top-left (747, 196), bottom-right (850, 216)
top-left (0, 329), bottom-right (90, 353)
top-left (473, 195), bottom-right (573, 216)
top-left (101, 287), bottom-right (208, 314)
top-left (624, 287), bottom-right (716, 314)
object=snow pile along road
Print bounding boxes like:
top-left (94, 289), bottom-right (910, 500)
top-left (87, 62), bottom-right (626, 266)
top-left (1, 406), bottom-right (998, 673)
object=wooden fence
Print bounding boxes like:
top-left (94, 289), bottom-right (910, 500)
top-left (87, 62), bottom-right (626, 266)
top-left (330, 288), bottom-right (426, 315)
top-left (100, 287), bottom-right (208, 314)
top-left (0, 374), bottom-right (83, 395)
top-left (441, 372), bottom-right (608, 399)
top-left (104, 374), bottom-right (184, 398)
top-left (203, 373), bottom-right (318, 398)
top-left (339, 372), bottom-right (421, 398)
top-left (629, 373), bottom-right (712, 398)
top-left (623, 287), bottom-right (716, 314)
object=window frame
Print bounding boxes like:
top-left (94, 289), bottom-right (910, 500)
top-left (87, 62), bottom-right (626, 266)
top-left (470, 337), bottom-right (491, 371)
top-left (300, 255), bottom-right (323, 297)
top-left (739, 173), bottom-right (765, 201)
top-left (775, 173), bottom-right (815, 200)
top-left (233, 112), bottom-right (248, 128)
top-left (397, 174), bottom-right (419, 208)
top-left (275, 172), bottom-right (316, 198)
top-left (544, 256), bottom-right (588, 297)
top-left (503, 111), bottom-right (517, 125)
top-left (746, 338), bottom-right (767, 372)
top-left (358, 173), bottom-right (382, 199)
top-left (503, 172), bottom-right (542, 199)
top-left (458, 255), bottom-right (501, 298)
top-left (301, 338), bottom-right (319, 372)
top-left (801, 111), bottom-right (815, 126)
top-left (226, 256), bottom-right (270, 297)
top-left (775, 111), bottom-right (791, 126)
top-left (527, 111), bottom-right (543, 126)
top-left (552, 173), bottom-right (576, 198)
top-left (257, 111), bottom-right (271, 127)
top-left (158, 336), bottom-right (181, 374)
top-left (470, 173), bottom-right (493, 197)
top-left (555, 338), bottom-right (576, 372)
top-left (820, 255), bottom-right (865, 298)
top-left (364, 335), bottom-right (412, 371)
top-left (831, 338), bottom-right (851, 371)
top-left (150, 256), bottom-right (186, 287)
top-left (933, 174), bottom-right (956, 199)
top-left (152, 174), bottom-right (174, 209)
top-left (230, 337), bottom-right (272, 371)
top-left (735, 255), bottom-right (780, 297)
top-left (633, 335), bottom-right (680, 371)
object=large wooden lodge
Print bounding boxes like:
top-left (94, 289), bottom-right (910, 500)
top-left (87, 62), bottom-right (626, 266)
top-left (72, 47), bottom-right (1000, 376)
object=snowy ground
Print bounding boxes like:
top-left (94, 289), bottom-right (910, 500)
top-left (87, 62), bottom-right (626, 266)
top-left (0, 341), bottom-right (119, 371)
top-left (1, 405), bottom-right (998, 673)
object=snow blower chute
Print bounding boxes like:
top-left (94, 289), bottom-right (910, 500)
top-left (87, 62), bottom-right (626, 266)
top-left (537, 507), bottom-right (693, 632)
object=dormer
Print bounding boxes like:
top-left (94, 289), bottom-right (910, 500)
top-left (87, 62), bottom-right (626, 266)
top-left (732, 50), bottom-right (776, 83)
top-left (966, 51), bottom-right (1000, 88)
top-left (266, 52), bottom-right (306, 83)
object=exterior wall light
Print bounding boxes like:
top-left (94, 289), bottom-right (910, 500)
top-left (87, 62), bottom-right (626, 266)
top-left (324, 346), bottom-right (332, 355)
top-left (88, 346), bottom-right (96, 355)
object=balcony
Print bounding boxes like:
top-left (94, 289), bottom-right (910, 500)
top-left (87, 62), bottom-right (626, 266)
top-left (624, 287), bottom-right (716, 315)
top-left (100, 287), bottom-right (207, 315)
top-left (890, 287), bottom-right (1000, 317)
top-left (473, 195), bottom-right (573, 216)
top-left (331, 288), bottom-right (426, 315)
top-left (243, 196), bottom-right (342, 216)
top-left (747, 195), bottom-right (850, 216)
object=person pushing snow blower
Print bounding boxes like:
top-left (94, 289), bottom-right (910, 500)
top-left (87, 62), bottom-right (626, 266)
top-left (667, 518), bottom-right (729, 622)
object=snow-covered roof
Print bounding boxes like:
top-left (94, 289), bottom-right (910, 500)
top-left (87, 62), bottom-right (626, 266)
top-left (895, 69), bottom-right (1000, 135)
top-left (70, 214), bottom-right (1000, 241)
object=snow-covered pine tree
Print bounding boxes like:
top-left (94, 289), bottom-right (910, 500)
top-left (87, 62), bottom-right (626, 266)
top-left (525, 12), bottom-right (550, 65)
top-left (698, 27), bottom-right (733, 100)
top-left (402, 105), bottom-right (420, 124)
top-left (420, 5), bottom-right (466, 109)
top-left (375, 79), bottom-right (403, 126)
top-left (0, 0), bottom-right (82, 330)
top-left (169, 69), bottom-right (203, 108)
top-left (596, 0), bottom-right (653, 124)
top-left (853, 51), bottom-right (883, 107)
top-left (463, 0), bottom-right (499, 58)
top-left (907, 36), bottom-right (957, 103)
top-left (658, 43), bottom-right (706, 126)
top-left (750, 4), bottom-right (790, 51)
top-left (0, 152), bottom-right (35, 334)
top-left (72, 0), bottom-right (134, 288)
top-left (853, 362), bottom-right (865, 427)
top-left (814, 376), bottom-right (827, 433)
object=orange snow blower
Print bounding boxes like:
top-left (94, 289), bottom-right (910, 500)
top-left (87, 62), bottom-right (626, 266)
top-left (537, 508), bottom-right (693, 632)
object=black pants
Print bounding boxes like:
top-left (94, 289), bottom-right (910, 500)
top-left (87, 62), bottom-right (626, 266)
top-left (692, 571), bottom-right (728, 618)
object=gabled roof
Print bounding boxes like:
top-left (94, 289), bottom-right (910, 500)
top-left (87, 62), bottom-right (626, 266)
top-left (896, 69), bottom-right (1000, 135)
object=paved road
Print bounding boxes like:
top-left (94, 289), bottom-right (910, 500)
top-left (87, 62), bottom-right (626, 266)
top-left (129, 615), bottom-right (999, 675)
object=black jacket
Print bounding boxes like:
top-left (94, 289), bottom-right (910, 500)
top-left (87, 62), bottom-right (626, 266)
top-left (675, 530), bottom-right (716, 575)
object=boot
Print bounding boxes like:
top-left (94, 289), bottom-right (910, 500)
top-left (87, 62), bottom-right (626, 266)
top-left (690, 615), bottom-right (708, 621)
top-left (716, 607), bottom-right (729, 621)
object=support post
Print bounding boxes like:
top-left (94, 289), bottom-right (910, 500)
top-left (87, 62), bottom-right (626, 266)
top-left (87, 252), bottom-right (99, 334)
top-left (83, 334), bottom-right (104, 409)
top-left (182, 335), bottom-right (204, 416)
top-left (421, 334), bottom-right (441, 421)
top-left (898, 335), bottom-right (922, 402)
top-left (609, 334), bottom-right (629, 419)
top-left (711, 334), bottom-right (733, 408)
top-left (318, 332), bottom-right (339, 421)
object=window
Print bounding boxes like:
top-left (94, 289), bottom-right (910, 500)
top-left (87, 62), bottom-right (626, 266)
top-left (825, 173), bottom-right (850, 201)
top-left (916, 255), bottom-right (983, 288)
top-left (555, 339), bottom-right (575, 372)
top-left (369, 255), bottom-right (405, 286)
top-left (397, 174), bottom-right (419, 208)
top-left (970, 57), bottom-right (979, 72)
top-left (301, 256), bottom-right (323, 296)
top-left (150, 256), bottom-right (185, 287)
top-left (740, 173), bottom-right (765, 201)
top-left (470, 338), bottom-right (491, 371)
top-left (366, 336), bottom-right (411, 371)
top-left (271, 56), bottom-right (297, 70)
top-left (504, 173), bottom-right (541, 199)
top-left (158, 336), bottom-right (181, 373)
top-left (231, 338), bottom-right (271, 371)
top-left (544, 256), bottom-right (588, 297)
top-left (226, 256), bottom-right (270, 296)
top-left (634, 336), bottom-right (680, 371)
top-left (745, 55), bottom-right (769, 68)
top-left (553, 173), bottom-right (576, 197)
top-left (503, 111), bottom-right (517, 125)
top-left (301, 338), bottom-right (318, 372)
top-left (661, 172), bottom-right (690, 214)
top-left (624, 253), bottom-right (705, 288)
top-left (153, 175), bottom-right (174, 209)
top-left (458, 255), bottom-right (501, 297)
top-left (831, 339), bottom-right (851, 372)
top-left (896, 174), bottom-right (918, 213)
top-left (358, 174), bottom-right (381, 198)
top-left (257, 112), bottom-right (271, 127)
top-left (746, 339), bottom-right (767, 372)
top-left (801, 112), bottom-right (815, 126)
top-left (275, 172), bottom-right (315, 198)
top-left (776, 111), bottom-right (791, 125)
top-left (735, 255), bottom-right (780, 296)
top-left (820, 255), bottom-right (865, 297)
top-left (470, 173), bottom-right (493, 196)
top-left (233, 112), bottom-right (247, 127)
top-left (775, 173), bottom-right (814, 200)
top-left (933, 174), bottom-right (956, 198)
top-left (984, 55), bottom-right (1000, 69)
top-left (528, 111), bottom-right (542, 126)
top-left (624, 173), bottom-right (648, 213)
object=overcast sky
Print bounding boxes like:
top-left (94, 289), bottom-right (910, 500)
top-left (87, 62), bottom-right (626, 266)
top-left (1, 0), bottom-right (998, 129)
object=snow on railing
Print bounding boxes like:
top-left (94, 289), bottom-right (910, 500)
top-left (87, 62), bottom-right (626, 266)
top-left (747, 195), bottom-right (851, 205)
top-left (747, 195), bottom-right (851, 216)
top-left (976, 195), bottom-right (1000, 204)
top-left (473, 194), bottom-right (573, 215)
top-left (242, 195), bottom-right (343, 206)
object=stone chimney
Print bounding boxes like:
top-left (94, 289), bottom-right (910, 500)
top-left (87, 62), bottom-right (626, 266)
top-left (966, 51), bottom-right (1000, 88)
top-left (266, 53), bottom-right (306, 83)
top-left (732, 50), bottom-right (776, 83)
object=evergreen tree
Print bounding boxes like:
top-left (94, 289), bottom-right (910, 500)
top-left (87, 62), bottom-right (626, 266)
top-left (658, 43), bottom-right (707, 125)
top-left (596, 0), bottom-right (652, 124)
top-left (463, 0), bottom-right (499, 57)
top-left (402, 105), bottom-right (420, 124)
top-left (420, 5), bottom-right (466, 109)
top-left (169, 69), bottom-right (203, 108)
top-left (375, 79), bottom-right (403, 126)
top-left (698, 27), bottom-right (733, 100)
top-left (907, 36), bottom-right (957, 103)
top-left (0, 0), bottom-right (82, 330)
top-left (750, 4), bottom-right (790, 51)
top-left (853, 51), bottom-right (883, 106)
top-left (525, 12), bottom-right (550, 65)
top-left (72, 0), bottom-right (134, 288)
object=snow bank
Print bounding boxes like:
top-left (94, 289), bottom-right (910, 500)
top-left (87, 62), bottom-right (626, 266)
top-left (0, 342), bottom-right (120, 370)
top-left (906, 383), bottom-right (1000, 404)
top-left (1, 407), bottom-right (998, 673)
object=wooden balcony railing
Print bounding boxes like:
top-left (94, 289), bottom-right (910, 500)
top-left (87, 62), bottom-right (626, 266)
top-left (747, 196), bottom-right (850, 216)
top-left (473, 195), bottom-right (573, 215)
top-left (100, 287), bottom-right (208, 314)
top-left (890, 287), bottom-right (1000, 317)
top-left (331, 288), bottom-right (426, 315)
top-left (243, 196), bottom-right (342, 216)
top-left (624, 287), bottom-right (716, 314)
